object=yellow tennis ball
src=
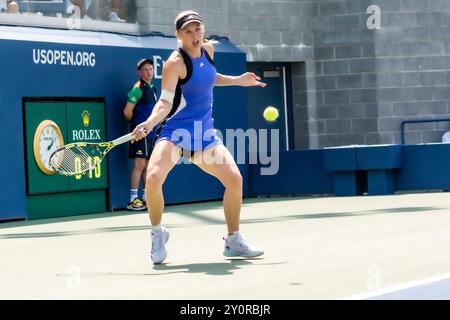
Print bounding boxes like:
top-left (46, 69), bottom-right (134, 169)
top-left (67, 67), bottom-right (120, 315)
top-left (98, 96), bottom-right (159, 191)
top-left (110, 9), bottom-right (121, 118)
top-left (263, 106), bottom-right (279, 122)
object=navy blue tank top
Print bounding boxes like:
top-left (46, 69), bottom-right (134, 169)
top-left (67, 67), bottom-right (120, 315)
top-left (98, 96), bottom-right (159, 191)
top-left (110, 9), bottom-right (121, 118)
top-left (156, 47), bottom-right (221, 151)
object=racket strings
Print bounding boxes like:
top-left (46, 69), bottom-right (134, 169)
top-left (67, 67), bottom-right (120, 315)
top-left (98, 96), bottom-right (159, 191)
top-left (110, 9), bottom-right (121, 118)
top-left (50, 146), bottom-right (99, 175)
top-left (75, 145), bottom-right (91, 159)
top-left (49, 138), bottom-right (121, 176)
top-left (50, 149), bottom-right (74, 172)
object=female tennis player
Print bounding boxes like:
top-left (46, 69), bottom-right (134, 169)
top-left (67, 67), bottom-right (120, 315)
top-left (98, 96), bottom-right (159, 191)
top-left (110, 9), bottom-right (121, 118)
top-left (132, 10), bottom-right (266, 264)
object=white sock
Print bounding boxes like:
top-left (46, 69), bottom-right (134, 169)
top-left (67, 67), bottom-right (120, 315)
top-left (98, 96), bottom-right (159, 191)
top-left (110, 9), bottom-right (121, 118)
top-left (130, 189), bottom-right (138, 202)
top-left (151, 225), bottom-right (161, 231)
top-left (228, 231), bottom-right (239, 238)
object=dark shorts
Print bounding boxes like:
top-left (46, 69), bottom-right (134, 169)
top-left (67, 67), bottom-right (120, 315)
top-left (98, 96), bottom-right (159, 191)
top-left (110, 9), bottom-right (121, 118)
top-left (128, 135), bottom-right (154, 160)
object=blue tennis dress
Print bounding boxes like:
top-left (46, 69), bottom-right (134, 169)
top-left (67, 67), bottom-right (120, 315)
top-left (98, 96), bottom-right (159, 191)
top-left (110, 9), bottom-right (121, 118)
top-left (155, 47), bottom-right (222, 152)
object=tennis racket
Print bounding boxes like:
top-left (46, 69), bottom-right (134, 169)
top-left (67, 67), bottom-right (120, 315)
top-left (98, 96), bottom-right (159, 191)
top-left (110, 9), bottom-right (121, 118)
top-left (49, 128), bottom-right (146, 176)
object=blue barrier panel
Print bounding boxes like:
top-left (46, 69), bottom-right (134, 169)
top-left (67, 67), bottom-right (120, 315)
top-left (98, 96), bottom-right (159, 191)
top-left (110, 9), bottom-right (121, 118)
top-left (323, 147), bottom-right (357, 171)
top-left (249, 150), bottom-right (334, 195)
top-left (332, 171), bottom-right (361, 196)
top-left (323, 146), bottom-right (359, 196)
top-left (395, 144), bottom-right (450, 191)
top-left (163, 163), bottom-right (224, 204)
top-left (368, 170), bottom-right (395, 195)
top-left (356, 145), bottom-right (402, 195)
top-left (355, 145), bottom-right (402, 170)
top-left (324, 145), bottom-right (402, 196)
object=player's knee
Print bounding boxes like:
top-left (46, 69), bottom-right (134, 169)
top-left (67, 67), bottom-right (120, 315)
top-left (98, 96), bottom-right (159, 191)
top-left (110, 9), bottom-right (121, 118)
top-left (225, 171), bottom-right (243, 189)
top-left (146, 170), bottom-right (164, 186)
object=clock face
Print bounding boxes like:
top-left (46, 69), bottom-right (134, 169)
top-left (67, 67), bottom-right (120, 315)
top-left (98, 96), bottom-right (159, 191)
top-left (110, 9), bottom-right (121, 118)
top-left (38, 125), bottom-right (63, 170)
top-left (33, 120), bottom-right (64, 175)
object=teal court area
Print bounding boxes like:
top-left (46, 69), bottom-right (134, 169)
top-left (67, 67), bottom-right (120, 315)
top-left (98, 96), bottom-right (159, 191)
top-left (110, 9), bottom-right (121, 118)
top-left (1, 192), bottom-right (450, 300)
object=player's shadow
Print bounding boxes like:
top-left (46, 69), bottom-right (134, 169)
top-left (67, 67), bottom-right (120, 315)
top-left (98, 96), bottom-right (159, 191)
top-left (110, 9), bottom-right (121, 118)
top-left (152, 258), bottom-right (264, 276)
top-left (62, 259), bottom-right (284, 279)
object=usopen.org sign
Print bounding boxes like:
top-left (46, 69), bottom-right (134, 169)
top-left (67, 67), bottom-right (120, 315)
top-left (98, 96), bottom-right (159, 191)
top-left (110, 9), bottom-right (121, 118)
top-left (32, 49), bottom-right (165, 78)
top-left (33, 48), bottom-right (96, 67)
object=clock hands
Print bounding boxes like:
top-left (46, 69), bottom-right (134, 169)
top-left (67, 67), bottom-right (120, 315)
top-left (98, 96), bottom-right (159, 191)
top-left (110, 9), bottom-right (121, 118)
top-left (47, 139), bottom-right (55, 151)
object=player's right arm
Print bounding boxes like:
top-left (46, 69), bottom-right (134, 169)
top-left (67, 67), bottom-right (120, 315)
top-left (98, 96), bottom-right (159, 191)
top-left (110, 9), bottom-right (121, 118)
top-left (132, 52), bottom-right (184, 141)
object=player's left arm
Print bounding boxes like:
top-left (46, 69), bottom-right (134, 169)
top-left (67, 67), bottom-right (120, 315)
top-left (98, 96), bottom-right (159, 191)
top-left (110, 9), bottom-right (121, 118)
top-left (215, 72), bottom-right (266, 87)
top-left (202, 40), bottom-right (266, 87)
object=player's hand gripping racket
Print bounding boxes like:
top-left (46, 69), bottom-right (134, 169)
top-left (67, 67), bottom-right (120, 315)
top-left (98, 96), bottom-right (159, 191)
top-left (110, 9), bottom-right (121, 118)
top-left (49, 128), bottom-right (147, 176)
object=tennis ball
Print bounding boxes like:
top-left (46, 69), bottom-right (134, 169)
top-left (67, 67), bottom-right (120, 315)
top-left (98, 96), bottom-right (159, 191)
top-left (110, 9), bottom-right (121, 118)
top-left (263, 106), bottom-right (279, 122)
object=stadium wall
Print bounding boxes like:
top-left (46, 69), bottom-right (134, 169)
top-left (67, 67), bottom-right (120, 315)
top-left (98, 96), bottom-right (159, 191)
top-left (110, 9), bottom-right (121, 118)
top-left (0, 26), bottom-right (248, 220)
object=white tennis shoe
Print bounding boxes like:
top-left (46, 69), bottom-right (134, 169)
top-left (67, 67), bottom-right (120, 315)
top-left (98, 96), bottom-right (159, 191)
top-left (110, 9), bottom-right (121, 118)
top-left (151, 226), bottom-right (170, 264)
top-left (223, 231), bottom-right (264, 258)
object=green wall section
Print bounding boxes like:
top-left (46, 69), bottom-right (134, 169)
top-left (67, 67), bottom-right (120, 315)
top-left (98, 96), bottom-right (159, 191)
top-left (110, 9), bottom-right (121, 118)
top-left (66, 102), bottom-right (108, 191)
top-left (27, 190), bottom-right (107, 220)
top-left (25, 102), bottom-right (70, 194)
top-left (24, 101), bottom-right (107, 219)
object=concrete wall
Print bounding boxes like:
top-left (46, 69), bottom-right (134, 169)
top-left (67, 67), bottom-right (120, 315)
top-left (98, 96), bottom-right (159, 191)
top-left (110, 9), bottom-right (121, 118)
top-left (137, 0), bottom-right (450, 148)
top-left (308, 0), bottom-right (376, 148)
top-left (373, 0), bottom-right (450, 145)
top-left (136, 0), bottom-right (314, 62)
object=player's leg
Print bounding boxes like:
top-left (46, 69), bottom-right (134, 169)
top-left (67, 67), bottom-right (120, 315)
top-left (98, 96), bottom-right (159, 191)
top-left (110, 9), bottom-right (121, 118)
top-left (190, 144), bottom-right (263, 258)
top-left (141, 137), bottom-right (154, 205)
top-left (190, 144), bottom-right (242, 233)
top-left (141, 159), bottom-right (149, 204)
top-left (145, 140), bottom-right (181, 226)
top-left (145, 140), bottom-right (181, 264)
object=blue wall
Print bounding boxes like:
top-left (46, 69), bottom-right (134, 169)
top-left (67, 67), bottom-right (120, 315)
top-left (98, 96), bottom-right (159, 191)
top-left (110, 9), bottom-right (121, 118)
top-left (249, 145), bottom-right (450, 197)
top-left (249, 150), bottom-right (334, 195)
top-left (395, 144), bottom-right (450, 190)
top-left (0, 27), bottom-right (247, 220)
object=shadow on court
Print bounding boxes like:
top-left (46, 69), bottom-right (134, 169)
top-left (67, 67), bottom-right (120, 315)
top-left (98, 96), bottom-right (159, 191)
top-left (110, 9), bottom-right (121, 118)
top-left (151, 259), bottom-right (284, 276)
top-left (56, 259), bottom-right (280, 277)
top-left (152, 259), bottom-right (261, 276)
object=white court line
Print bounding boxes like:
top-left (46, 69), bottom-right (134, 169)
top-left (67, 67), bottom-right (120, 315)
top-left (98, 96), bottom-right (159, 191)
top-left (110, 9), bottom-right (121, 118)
top-left (342, 272), bottom-right (450, 300)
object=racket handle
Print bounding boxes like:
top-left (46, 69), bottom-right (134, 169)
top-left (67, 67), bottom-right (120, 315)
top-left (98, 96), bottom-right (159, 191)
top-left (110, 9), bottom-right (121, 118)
top-left (112, 128), bottom-right (147, 146)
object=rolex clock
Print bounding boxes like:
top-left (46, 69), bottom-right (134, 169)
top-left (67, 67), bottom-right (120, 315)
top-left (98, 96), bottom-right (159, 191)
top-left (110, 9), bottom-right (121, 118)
top-left (33, 120), bottom-right (64, 175)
